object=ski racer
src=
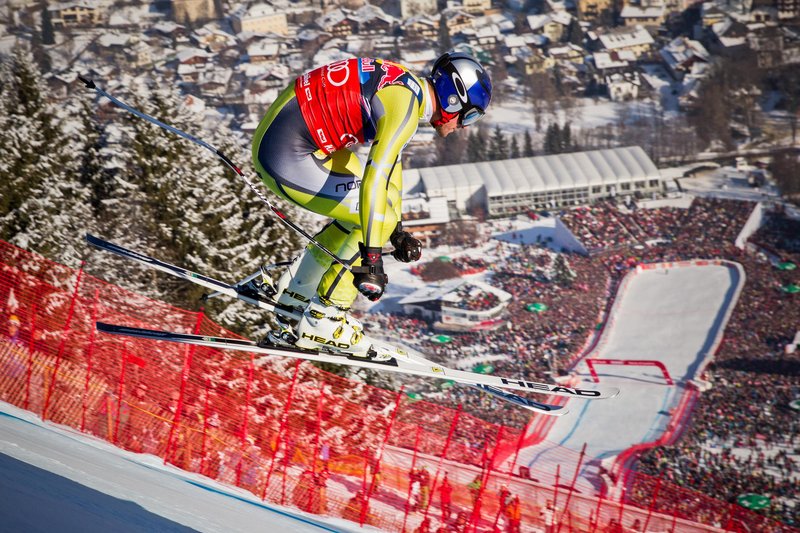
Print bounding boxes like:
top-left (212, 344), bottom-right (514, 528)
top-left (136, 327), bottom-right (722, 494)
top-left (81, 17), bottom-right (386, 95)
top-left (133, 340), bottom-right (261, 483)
top-left (252, 52), bottom-right (492, 357)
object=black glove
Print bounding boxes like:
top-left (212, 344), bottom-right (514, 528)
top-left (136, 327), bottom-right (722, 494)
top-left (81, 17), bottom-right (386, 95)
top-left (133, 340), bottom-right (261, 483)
top-left (353, 243), bottom-right (388, 301)
top-left (390, 223), bottom-right (422, 263)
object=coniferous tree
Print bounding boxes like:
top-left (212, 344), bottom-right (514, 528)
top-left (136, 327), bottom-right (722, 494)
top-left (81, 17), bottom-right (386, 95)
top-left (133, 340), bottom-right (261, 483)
top-left (553, 254), bottom-right (576, 287)
top-left (523, 129), bottom-right (535, 157)
top-left (561, 122), bottom-right (572, 153)
top-left (510, 135), bottom-right (520, 159)
top-left (544, 123), bottom-right (562, 154)
top-left (467, 128), bottom-right (488, 162)
top-left (488, 124), bottom-right (508, 160)
top-left (0, 46), bottom-right (63, 247)
top-left (434, 128), bottom-right (467, 166)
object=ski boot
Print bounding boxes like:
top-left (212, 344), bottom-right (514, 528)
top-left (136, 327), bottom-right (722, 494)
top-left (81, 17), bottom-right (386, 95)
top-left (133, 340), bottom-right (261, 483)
top-left (294, 296), bottom-right (391, 361)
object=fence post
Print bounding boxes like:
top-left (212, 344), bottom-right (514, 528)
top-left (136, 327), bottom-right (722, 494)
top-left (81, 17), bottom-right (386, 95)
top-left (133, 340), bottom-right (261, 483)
top-left (401, 425), bottom-right (422, 533)
top-left (235, 351), bottom-right (256, 487)
top-left (642, 473), bottom-right (662, 532)
top-left (508, 420), bottom-right (530, 477)
top-left (113, 342), bottom-right (129, 444)
top-left (200, 378), bottom-right (211, 476)
top-left (556, 442), bottom-right (587, 533)
top-left (42, 262), bottom-right (85, 421)
top-left (590, 486), bottom-right (604, 533)
top-left (552, 464), bottom-right (561, 517)
top-left (424, 404), bottom-right (463, 521)
top-left (23, 301), bottom-right (38, 411)
top-left (79, 289), bottom-right (100, 432)
top-left (360, 386), bottom-right (404, 527)
top-left (312, 385), bottom-right (325, 474)
top-left (165, 309), bottom-right (204, 466)
top-left (263, 359), bottom-right (301, 497)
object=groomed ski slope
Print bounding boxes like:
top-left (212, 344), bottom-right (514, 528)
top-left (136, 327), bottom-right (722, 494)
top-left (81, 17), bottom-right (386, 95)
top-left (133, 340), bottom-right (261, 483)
top-left (514, 262), bottom-right (744, 491)
top-left (0, 403), bottom-right (371, 533)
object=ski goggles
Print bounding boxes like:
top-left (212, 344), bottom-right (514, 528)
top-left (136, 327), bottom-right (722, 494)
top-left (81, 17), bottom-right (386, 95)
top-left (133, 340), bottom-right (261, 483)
top-left (459, 106), bottom-right (486, 127)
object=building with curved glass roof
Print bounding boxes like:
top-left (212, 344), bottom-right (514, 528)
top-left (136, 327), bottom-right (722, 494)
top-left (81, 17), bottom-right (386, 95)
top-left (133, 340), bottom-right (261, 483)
top-left (405, 146), bottom-right (662, 217)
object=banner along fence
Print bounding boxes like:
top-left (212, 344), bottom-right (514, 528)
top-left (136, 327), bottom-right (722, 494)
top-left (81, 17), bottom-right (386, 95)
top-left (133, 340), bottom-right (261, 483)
top-left (0, 240), bottom-right (794, 532)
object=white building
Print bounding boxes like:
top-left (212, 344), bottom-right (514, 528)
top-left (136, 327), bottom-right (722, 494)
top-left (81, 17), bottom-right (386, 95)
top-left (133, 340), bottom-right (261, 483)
top-left (399, 279), bottom-right (512, 331)
top-left (231, 4), bottom-right (289, 35)
top-left (405, 146), bottom-right (663, 216)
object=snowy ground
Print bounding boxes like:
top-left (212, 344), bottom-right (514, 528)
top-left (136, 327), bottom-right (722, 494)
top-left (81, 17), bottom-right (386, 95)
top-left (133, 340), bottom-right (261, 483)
top-left (0, 404), bottom-right (370, 533)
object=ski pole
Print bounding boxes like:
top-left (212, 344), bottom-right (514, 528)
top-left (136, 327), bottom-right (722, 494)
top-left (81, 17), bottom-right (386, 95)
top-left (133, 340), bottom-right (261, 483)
top-left (78, 76), bottom-right (356, 272)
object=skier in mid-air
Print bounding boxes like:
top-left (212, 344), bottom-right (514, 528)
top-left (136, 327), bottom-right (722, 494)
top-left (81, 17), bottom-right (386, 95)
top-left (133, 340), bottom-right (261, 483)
top-left (251, 52), bottom-right (493, 357)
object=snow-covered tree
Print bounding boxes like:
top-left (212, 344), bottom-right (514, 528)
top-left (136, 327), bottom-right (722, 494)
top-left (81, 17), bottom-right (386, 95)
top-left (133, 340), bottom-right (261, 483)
top-left (0, 45), bottom-right (89, 264)
top-left (84, 77), bottom-right (304, 332)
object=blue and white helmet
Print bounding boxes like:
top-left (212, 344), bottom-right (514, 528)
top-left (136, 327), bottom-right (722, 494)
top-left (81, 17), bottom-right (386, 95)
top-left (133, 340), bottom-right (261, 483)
top-left (429, 52), bottom-right (492, 127)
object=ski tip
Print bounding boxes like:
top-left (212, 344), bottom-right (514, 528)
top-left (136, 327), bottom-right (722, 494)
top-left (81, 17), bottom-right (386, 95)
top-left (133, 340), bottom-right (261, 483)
top-left (603, 387), bottom-right (621, 399)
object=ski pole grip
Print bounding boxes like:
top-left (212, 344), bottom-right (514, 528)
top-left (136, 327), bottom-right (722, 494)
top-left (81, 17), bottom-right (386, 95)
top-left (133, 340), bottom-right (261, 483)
top-left (78, 76), bottom-right (96, 89)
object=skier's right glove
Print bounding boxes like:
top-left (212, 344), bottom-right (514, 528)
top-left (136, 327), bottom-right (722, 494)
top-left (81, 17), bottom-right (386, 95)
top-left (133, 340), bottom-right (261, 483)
top-left (353, 243), bottom-right (388, 301)
top-left (390, 223), bottom-right (422, 263)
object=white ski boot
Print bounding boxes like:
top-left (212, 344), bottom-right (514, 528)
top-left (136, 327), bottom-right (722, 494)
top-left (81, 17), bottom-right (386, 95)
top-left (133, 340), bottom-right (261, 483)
top-left (273, 252), bottom-right (328, 314)
top-left (266, 252), bottom-right (328, 347)
top-left (294, 296), bottom-right (390, 361)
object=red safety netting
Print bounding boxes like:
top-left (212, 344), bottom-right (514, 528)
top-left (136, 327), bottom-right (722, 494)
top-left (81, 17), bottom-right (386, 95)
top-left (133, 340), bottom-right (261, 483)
top-left (0, 240), bottom-right (796, 533)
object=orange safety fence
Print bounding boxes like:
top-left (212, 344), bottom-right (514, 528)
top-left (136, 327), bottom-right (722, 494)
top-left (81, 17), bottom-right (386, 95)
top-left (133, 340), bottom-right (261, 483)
top-left (0, 240), bottom-right (796, 533)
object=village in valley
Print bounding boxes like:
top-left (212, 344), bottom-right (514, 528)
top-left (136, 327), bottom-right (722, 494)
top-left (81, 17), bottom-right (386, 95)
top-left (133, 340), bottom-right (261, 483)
top-left (2, 0), bottom-right (799, 169)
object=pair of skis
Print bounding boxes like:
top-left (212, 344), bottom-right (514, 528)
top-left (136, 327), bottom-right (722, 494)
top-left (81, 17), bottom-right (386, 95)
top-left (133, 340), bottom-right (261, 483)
top-left (86, 234), bottom-right (619, 415)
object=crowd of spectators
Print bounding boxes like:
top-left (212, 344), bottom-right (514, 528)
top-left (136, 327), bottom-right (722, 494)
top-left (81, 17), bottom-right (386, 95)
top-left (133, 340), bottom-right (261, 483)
top-left (559, 203), bottom-right (639, 252)
top-left (2, 195), bottom-right (798, 529)
top-left (448, 284), bottom-right (500, 312)
top-left (368, 196), bottom-right (800, 526)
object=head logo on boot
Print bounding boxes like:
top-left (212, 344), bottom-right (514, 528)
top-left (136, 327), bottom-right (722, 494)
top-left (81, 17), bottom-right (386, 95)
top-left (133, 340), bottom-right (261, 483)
top-left (301, 333), bottom-right (350, 350)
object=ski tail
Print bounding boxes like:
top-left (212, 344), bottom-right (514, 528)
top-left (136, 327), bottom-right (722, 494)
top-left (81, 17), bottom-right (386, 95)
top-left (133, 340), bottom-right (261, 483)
top-left (86, 234), bottom-right (301, 321)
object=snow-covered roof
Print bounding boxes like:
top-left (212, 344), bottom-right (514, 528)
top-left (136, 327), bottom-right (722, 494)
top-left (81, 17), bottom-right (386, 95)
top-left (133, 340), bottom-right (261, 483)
top-left (151, 21), bottom-right (184, 35)
top-left (50, 1), bottom-right (102, 10)
top-left (593, 52), bottom-right (630, 69)
top-left (659, 36), bottom-right (710, 70)
top-left (247, 40), bottom-right (280, 57)
top-left (409, 146), bottom-right (660, 200)
top-left (399, 279), bottom-right (511, 306)
top-left (620, 5), bottom-right (665, 19)
top-left (598, 25), bottom-right (654, 50)
top-left (351, 4), bottom-right (394, 24)
top-left (97, 33), bottom-right (131, 48)
top-left (402, 195), bottom-right (450, 226)
top-left (176, 48), bottom-right (213, 62)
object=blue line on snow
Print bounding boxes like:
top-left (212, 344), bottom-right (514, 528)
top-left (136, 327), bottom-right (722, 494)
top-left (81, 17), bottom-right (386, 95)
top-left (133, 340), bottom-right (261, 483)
top-left (558, 400), bottom-right (592, 447)
top-left (526, 400), bottom-right (592, 469)
top-left (181, 480), bottom-right (343, 533)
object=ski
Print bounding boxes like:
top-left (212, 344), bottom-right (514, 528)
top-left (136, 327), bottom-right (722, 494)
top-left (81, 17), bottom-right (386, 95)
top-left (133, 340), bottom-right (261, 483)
top-left (95, 321), bottom-right (616, 401)
top-left (95, 322), bottom-right (572, 415)
top-left (86, 234), bottom-right (620, 407)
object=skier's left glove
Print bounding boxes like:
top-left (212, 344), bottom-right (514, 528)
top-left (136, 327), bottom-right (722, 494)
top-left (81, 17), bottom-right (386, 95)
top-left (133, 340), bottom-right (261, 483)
top-left (390, 224), bottom-right (422, 263)
top-left (353, 243), bottom-right (388, 301)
